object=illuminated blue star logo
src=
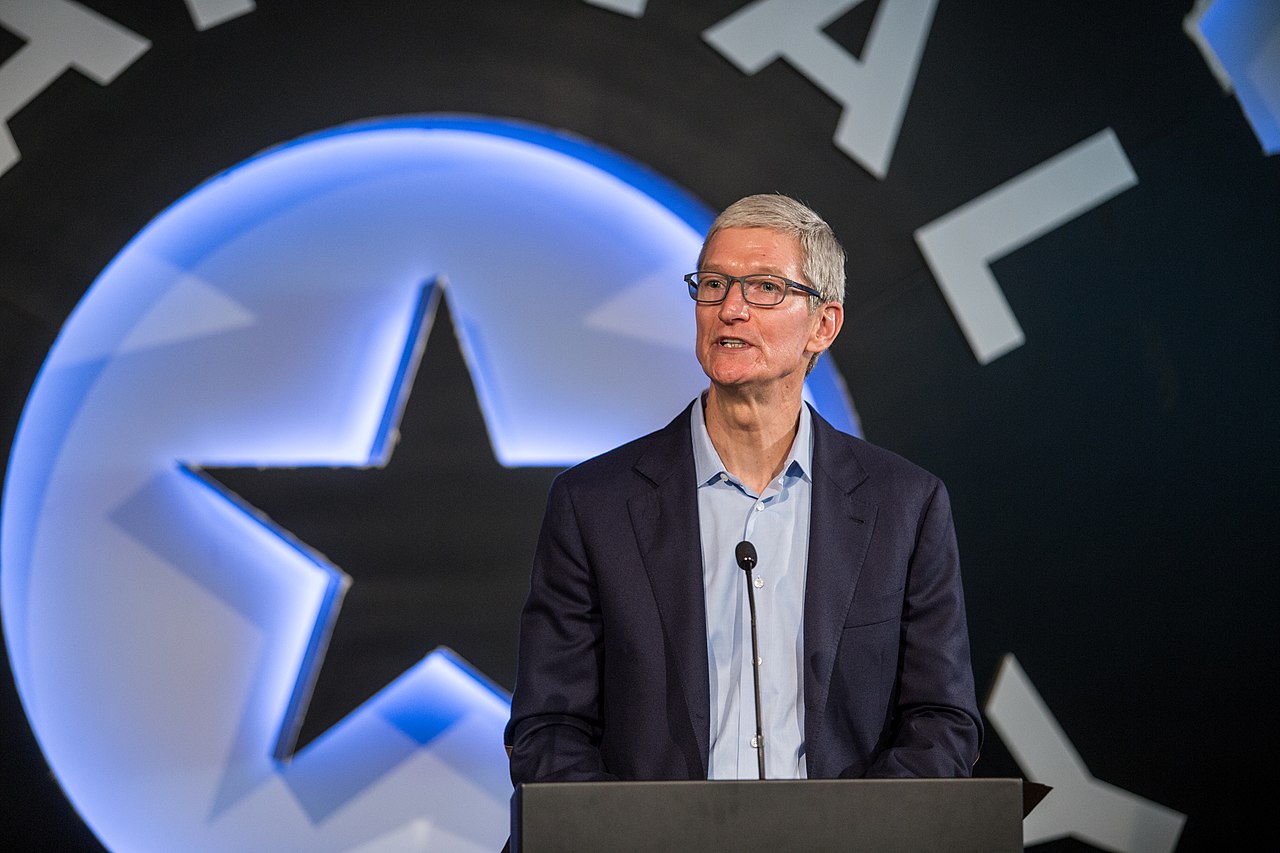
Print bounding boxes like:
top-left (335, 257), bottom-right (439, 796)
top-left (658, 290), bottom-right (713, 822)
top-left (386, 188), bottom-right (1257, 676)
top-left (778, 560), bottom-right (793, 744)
top-left (192, 279), bottom-right (565, 754)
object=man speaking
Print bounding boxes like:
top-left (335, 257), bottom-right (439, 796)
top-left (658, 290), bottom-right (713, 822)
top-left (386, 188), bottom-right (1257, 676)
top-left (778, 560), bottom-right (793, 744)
top-left (506, 194), bottom-right (981, 783)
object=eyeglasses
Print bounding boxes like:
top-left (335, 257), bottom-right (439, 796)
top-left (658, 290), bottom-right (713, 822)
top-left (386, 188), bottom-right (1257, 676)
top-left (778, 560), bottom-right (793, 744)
top-left (683, 271), bottom-right (821, 306)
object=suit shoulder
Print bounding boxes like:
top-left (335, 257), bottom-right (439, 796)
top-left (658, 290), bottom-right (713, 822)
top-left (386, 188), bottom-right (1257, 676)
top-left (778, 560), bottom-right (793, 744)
top-left (851, 434), bottom-right (940, 485)
top-left (554, 406), bottom-right (692, 492)
top-left (813, 414), bottom-right (946, 498)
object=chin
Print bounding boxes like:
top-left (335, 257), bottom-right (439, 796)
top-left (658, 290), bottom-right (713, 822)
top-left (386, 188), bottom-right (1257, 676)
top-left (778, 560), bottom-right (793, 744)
top-left (701, 357), bottom-right (747, 382)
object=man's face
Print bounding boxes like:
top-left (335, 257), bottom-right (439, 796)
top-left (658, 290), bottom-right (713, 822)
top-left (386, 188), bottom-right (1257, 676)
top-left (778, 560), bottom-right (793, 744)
top-left (695, 226), bottom-right (842, 397)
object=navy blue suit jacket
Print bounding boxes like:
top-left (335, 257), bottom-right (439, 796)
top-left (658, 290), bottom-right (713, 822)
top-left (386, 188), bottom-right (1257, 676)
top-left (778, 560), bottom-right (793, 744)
top-left (506, 403), bottom-right (981, 782)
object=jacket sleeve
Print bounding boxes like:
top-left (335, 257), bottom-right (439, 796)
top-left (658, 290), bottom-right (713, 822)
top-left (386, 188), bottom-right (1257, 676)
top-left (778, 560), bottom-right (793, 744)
top-left (505, 475), bottom-right (620, 784)
top-left (860, 479), bottom-right (983, 778)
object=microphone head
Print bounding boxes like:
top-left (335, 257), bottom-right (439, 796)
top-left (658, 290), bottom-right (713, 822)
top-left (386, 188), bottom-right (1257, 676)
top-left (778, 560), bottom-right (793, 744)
top-left (735, 540), bottom-right (757, 572)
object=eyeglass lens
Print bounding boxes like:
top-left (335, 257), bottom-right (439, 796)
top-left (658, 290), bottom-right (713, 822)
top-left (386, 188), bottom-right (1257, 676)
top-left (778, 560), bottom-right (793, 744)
top-left (690, 274), bottom-right (789, 305)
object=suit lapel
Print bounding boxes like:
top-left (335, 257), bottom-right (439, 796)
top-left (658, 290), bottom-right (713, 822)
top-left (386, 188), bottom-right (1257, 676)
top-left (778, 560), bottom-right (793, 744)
top-left (803, 410), bottom-right (875, 759)
top-left (629, 406), bottom-right (711, 773)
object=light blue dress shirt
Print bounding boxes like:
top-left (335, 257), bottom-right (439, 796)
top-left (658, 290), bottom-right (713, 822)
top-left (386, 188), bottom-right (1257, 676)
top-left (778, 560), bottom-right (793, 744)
top-left (691, 395), bottom-right (812, 779)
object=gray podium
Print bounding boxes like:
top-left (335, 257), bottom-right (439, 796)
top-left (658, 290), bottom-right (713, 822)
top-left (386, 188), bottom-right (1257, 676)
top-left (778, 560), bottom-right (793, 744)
top-left (511, 778), bottom-right (1027, 852)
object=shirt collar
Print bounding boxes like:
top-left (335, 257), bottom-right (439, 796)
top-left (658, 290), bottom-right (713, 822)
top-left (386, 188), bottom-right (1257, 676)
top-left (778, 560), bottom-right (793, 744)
top-left (690, 393), bottom-right (814, 489)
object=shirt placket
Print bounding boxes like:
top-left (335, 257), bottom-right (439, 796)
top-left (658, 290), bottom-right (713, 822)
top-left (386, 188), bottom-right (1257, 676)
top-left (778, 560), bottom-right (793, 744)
top-left (739, 478), bottom-right (782, 772)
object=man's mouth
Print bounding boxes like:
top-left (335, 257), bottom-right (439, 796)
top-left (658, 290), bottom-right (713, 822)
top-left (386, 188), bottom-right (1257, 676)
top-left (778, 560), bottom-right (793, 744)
top-left (718, 338), bottom-right (748, 348)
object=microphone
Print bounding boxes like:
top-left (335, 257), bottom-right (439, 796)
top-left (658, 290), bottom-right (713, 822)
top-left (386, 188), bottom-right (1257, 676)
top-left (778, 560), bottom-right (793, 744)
top-left (735, 540), bottom-right (766, 780)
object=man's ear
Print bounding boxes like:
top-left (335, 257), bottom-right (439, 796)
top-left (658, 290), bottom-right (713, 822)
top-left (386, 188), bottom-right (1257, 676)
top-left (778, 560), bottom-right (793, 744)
top-left (810, 301), bottom-right (844, 353)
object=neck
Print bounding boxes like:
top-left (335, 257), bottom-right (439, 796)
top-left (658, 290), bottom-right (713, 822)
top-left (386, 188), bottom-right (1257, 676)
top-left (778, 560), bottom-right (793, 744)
top-left (703, 385), bottom-right (803, 494)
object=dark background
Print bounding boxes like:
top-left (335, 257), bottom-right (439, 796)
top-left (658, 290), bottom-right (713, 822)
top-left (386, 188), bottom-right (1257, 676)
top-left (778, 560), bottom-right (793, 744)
top-left (2, 1), bottom-right (1276, 850)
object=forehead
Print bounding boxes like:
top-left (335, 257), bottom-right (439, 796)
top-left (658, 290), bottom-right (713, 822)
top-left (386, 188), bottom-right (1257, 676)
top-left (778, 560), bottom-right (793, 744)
top-left (702, 227), bottom-right (803, 274)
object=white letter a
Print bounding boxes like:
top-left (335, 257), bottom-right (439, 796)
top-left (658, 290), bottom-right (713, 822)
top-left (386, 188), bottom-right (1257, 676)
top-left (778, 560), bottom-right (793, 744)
top-left (704, 0), bottom-right (938, 179)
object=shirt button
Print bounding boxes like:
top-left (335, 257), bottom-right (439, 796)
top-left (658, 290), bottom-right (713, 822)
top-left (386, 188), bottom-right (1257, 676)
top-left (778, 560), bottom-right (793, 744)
top-left (719, 473), bottom-right (728, 482)
top-left (750, 736), bottom-right (760, 748)
top-left (753, 577), bottom-right (764, 589)
top-left (754, 504), bottom-right (764, 512)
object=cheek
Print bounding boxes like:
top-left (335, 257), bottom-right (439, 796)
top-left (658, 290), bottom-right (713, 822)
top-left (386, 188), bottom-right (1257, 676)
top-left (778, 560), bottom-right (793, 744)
top-left (694, 314), bottom-right (720, 347)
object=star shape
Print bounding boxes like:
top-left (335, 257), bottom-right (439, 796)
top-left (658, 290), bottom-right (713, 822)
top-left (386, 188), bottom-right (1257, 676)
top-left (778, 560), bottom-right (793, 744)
top-left (203, 290), bottom-right (558, 753)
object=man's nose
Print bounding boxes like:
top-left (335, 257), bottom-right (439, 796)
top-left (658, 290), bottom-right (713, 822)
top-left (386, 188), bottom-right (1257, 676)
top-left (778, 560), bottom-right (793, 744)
top-left (717, 282), bottom-right (751, 320)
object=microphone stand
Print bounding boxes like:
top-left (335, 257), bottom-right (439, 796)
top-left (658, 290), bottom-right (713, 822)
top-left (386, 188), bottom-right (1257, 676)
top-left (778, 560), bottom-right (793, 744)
top-left (735, 541), bottom-right (766, 780)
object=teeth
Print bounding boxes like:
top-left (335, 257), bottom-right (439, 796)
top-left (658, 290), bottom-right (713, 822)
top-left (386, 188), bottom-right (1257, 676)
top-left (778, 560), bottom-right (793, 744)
top-left (720, 339), bottom-right (746, 348)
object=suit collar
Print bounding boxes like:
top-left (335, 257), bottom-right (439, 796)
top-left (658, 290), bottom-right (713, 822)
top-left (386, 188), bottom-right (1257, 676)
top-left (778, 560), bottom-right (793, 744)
top-left (633, 403), bottom-right (697, 487)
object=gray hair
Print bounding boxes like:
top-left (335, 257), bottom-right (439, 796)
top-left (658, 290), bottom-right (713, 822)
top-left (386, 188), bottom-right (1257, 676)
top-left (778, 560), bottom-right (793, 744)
top-left (697, 193), bottom-right (846, 305)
